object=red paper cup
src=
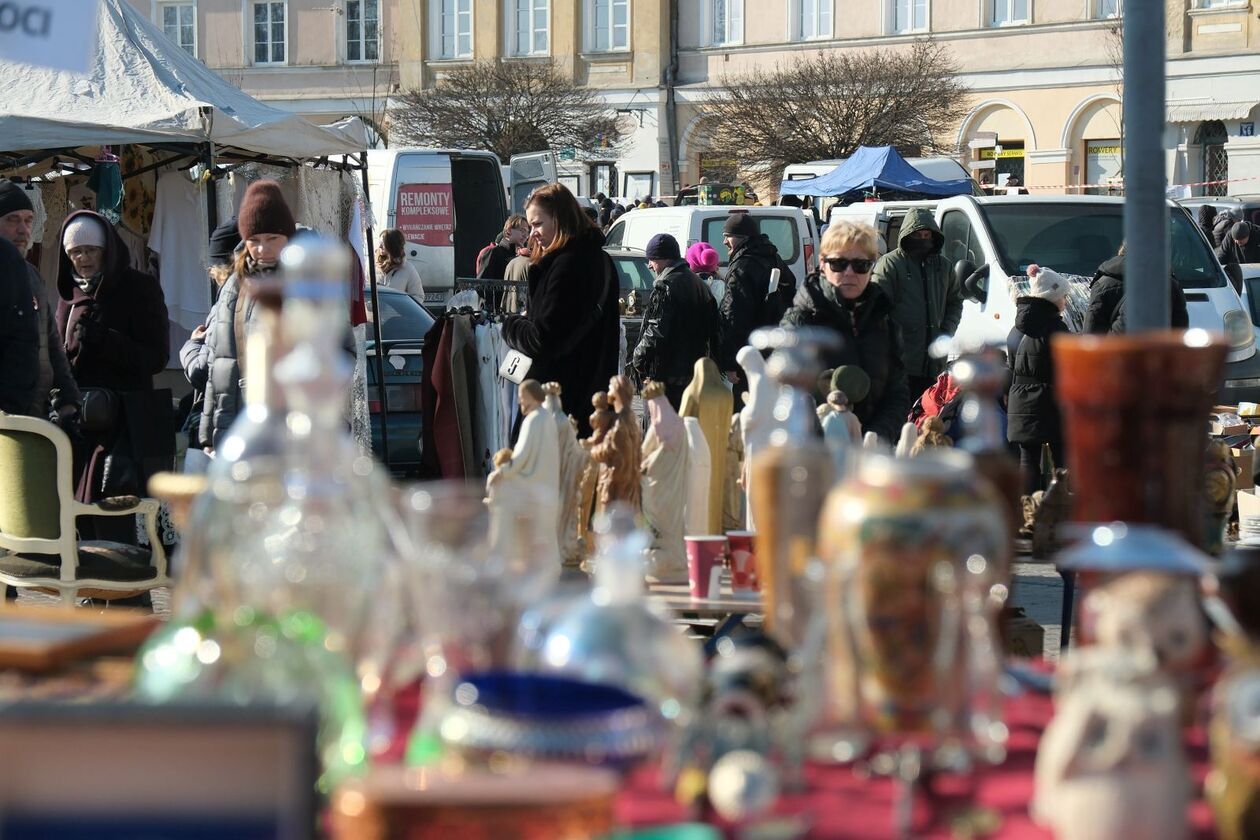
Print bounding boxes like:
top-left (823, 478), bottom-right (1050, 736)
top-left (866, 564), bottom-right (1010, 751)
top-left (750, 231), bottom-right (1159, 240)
top-left (726, 530), bottom-right (758, 598)
top-left (685, 536), bottom-right (727, 600)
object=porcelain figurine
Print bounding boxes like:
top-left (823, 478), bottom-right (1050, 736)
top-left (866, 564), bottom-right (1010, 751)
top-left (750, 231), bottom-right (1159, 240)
top-left (1208, 641), bottom-right (1260, 840)
top-left (680, 358), bottom-right (734, 534)
top-left (1031, 467), bottom-right (1072, 559)
top-left (1033, 651), bottom-right (1190, 840)
top-left (724, 413), bottom-right (745, 532)
top-left (736, 347), bottom-right (776, 530)
top-left (590, 376), bottom-right (642, 515)
top-left (577, 392), bottom-right (614, 549)
top-left (1204, 438), bottom-right (1240, 556)
top-left (819, 392), bottom-right (859, 478)
top-left (909, 416), bottom-right (952, 457)
top-left (894, 422), bottom-right (917, 458)
top-left (862, 431), bottom-right (881, 451)
top-left (683, 417), bottom-right (711, 537)
top-left (641, 381), bottom-right (690, 582)
top-left (487, 379), bottom-right (561, 565)
top-left (544, 382), bottom-right (591, 566)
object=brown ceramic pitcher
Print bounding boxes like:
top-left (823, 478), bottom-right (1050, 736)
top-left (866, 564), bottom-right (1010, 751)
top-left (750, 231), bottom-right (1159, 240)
top-left (1052, 330), bottom-right (1228, 547)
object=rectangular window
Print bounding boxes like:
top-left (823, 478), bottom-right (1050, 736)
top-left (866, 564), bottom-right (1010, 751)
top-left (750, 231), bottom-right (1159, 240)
top-left (160, 3), bottom-right (196, 55)
top-left (347, 0), bottom-right (380, 62)
top-left (711, 0), bottom-right (743, 45)
top-left (513, 0), bottom-right (550, 55)
top-left (798, 0), bottom-right (831, 39)
top-left (891, 0), bottom-right (927, 32)
top-left (253, 1), bottom-right (285, 64)
top-left (591, 0), bottom-right (629, 51)
top-left (623, 172), bottom-right (655, 201)
top-left (437, 0), bottom-right (472, 58)
top-left (1093, 0), bottom-right (1119, 17)
top-left (989, 0), bottom-right (1028, 26)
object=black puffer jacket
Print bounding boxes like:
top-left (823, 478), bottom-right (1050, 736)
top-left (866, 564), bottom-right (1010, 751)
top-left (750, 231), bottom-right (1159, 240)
top-left (1005, 296), bottom-right (1069, 446)
top-left (718, 234), bottom-right (796, 370)
top-left (629, 260), bottom-right (719, 387)
top-left (477, 233), bottom-right (518, 280)
top-left (0, 238), bottom-right (39, 415)
top-left (502, 226), bottom-right (620, 436)
top-left (1084, 255), bottom-right (1190, 334)
top-left (780, 274), bottom-right (910, 443)
top-left (54, 210), bottom-right (169, 393)
top-left (1217, 221), bottom-right (1260, 265)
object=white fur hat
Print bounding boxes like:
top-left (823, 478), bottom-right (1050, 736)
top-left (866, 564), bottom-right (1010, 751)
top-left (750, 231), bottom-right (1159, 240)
top-left (1029, 267), bottom-right (1068, 303)
top-left (62, 216), bottom-right (106, 251)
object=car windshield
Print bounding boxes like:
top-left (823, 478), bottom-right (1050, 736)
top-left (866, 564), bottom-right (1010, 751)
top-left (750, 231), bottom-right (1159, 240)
top-left (612, 253), bottom-right (654, 294)
top-left (983, 203), bottom-right (1226, 289)
top-left (366, 291), bottom-right (435, 342)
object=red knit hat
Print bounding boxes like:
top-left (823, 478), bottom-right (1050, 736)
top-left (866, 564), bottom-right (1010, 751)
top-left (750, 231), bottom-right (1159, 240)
top-left (237, 180), bottom-right (296, 240)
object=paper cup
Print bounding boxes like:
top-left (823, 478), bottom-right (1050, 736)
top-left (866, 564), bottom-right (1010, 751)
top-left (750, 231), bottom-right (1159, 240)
top-left (686, 536), bottom-right (728, 600)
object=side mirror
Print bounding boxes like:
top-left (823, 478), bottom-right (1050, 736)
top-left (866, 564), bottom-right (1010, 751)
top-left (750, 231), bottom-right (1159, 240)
top-left (1226, 262), bottom-right (1243, 294)
top-left (955, 261), bottom-right (990, 305)
top-left (953, 259), bottom-right (977, 288)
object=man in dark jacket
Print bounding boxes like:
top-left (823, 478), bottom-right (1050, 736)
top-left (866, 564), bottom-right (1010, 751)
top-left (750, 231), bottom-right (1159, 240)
top-left (1217, 220), bottom-right (1260, 266)
top-left (0, 180), bottom-right (79, 424)
top-left (1006, 268), bottom-right (1070, 495)
top-left (871, 207), bottom-right (962, 400)
top-left (0, 237), bottom-right (40, 416)
top-left (717, 211), bottom-right (796, 390)
top-left (1084, 249), bottom-right (1190, 334)
top-left (477, 214), bottom-right (529, 280)
top-left (629, 233), bottom-right (720, 408)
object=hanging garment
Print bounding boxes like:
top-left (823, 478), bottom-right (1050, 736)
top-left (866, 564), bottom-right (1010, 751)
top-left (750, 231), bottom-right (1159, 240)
top-left (24, 183), bottom-right (45, 244)
top-left (449, 314), bottom-right (479, 478)
top-left (430, 318), bottom-right (465, 478)
top-left (87, 160), bottom-right (123, 218)
top-left (149, 171), bottom-right (211, 332)
top-left (419, 318), bottom-right (447, 479)
top-left (474, 323), bottom-right (503, 476)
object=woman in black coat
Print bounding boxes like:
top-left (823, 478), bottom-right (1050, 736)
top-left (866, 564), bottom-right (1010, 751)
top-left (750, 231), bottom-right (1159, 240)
top-left (780, 221), bottom-right (911, 443)
top-left (502, 183), bottom-right (620, 437)
top-left (55, 211), bottom-right (170, 538)
top-left (1006, 265), bottom-right (1070, 495)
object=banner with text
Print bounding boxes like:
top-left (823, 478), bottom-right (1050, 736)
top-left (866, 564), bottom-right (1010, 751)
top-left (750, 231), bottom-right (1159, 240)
top-left (396, 183), bottom-right (454, 247)
top-left (0, 0), bottom-right (100, 74)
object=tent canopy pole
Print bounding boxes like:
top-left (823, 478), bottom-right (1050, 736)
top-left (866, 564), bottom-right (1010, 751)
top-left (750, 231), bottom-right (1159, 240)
top-left (359, 151), bottom-right (392, 472)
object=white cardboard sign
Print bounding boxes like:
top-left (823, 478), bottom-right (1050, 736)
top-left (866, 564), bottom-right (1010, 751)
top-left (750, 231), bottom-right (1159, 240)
top-left (0, 0), bottom-right (100, 75)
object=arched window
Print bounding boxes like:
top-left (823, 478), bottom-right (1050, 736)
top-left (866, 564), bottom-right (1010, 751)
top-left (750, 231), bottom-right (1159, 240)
top-left (1196, 120), bottom-right (1228, 197)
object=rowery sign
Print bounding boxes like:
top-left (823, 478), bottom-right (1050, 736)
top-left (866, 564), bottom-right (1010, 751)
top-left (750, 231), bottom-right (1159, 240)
top-left (395, 183), bottom-right (454, 247)
top-left (0, 0), bottom-right (100, 74)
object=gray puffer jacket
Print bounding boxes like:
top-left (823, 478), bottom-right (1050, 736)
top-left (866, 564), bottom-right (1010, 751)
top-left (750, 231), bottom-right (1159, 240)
top-left (198, 268), bottom-right (271, 450)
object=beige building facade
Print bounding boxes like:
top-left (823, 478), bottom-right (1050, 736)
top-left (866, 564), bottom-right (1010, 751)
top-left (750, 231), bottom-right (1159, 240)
top-left (129, 0), bottom-right (400, 139)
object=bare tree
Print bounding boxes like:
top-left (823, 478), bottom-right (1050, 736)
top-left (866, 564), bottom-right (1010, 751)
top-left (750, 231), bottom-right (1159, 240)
top-left (696, 40), bottom-right (968, 182)
top-left (389, 59), bottom-right (626, 160)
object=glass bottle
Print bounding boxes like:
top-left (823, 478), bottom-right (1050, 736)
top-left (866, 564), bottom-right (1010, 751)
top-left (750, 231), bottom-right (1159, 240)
top-left (747, 326), bottom-right (838, 651)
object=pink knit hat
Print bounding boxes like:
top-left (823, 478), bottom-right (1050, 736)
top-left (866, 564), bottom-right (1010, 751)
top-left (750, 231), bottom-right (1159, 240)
top-left (686, 241), bottom-right (719, 274)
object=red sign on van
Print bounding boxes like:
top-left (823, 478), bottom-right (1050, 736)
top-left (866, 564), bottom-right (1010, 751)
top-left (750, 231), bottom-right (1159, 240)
top-left (395, 183), bottom-right (453, 246)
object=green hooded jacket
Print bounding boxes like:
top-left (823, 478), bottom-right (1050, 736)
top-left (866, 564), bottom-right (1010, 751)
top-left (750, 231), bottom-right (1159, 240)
top-left (870, 207), bottom-right (962, 378)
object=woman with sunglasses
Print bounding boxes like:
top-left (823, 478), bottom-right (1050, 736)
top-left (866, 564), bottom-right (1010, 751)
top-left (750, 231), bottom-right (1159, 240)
top-left (781, 221), bottom-right (911, 443)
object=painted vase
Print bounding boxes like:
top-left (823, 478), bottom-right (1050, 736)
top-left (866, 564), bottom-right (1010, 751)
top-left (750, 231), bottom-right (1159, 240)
top-left (814, 450), bottom-right (1009, 760)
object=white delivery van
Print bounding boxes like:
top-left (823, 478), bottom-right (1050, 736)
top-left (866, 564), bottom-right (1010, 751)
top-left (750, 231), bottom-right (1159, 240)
top-left (603, 206), bottom-right (819, 284)
top-left (854, 194), bottom-right (1260, 403)
top-left (369, 148), bottom-right (539, 308)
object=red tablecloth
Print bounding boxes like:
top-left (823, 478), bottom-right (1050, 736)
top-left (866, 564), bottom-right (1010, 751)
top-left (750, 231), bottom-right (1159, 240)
top-left (614, 691), bottom-right (1217, 839)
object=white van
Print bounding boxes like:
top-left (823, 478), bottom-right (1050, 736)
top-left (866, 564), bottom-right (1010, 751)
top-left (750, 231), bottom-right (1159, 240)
top-left (603, 206), bottom-right (820, 284)
top-left (835, 195), bottom-right (1260, 403)
top-left (368, 148), bottom-right (521, 308)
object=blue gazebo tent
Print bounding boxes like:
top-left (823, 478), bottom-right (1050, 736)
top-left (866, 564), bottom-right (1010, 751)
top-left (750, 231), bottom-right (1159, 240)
top-left (780, 146), bottom-right (973, 199)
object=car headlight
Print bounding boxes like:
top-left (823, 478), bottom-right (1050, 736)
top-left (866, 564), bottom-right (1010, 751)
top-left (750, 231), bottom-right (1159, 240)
top-left (1225, 309), bottom-right (1255, 351)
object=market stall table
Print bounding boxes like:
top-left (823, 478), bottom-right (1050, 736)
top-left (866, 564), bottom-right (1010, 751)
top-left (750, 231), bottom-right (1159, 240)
top-left (648, 578), bottom-right (761, 653)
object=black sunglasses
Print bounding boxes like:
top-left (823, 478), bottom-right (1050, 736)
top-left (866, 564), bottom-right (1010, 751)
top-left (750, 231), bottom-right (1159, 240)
top-left (823, 257), bottom-right (874, 274)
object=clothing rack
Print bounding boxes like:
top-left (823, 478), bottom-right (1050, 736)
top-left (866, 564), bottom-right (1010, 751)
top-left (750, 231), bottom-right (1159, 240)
top-left (453, 277), bottom-right (528, 317)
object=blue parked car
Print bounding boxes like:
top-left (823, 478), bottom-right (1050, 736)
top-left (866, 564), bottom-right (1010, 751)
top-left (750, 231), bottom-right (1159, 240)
top-left (365, 287), bottom-right (435, 477)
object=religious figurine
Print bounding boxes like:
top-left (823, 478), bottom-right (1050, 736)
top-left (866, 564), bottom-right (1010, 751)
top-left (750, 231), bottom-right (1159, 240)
top-left (577, 392), bottom-right (615, 549)
top-left (1034, 651), bottom-right (1190, 840)
top-left (680, 358), bottom-right (734, 534)
top-left (590, 375), bottom-right (642, 516)
top-left (641, 381), bottom-right (690, 583)
top-left (486, 379), bottom-right (561, 566)
top-left (1208, 640), bottom-right (1260, 840)
top-left (909, 416), bottom-right (952, 457)
top-left (683, 417), bottom-right (711, 537)
top-left (818, 391), bottom-right (860, 478)
top-left (1030, 467), bottom-right (1072, 559)
top-left (543, 382), bottom-right (591, 567)
top-left (862, 431), bottom-right (881, 451)
top-left (724, 413), bottom-right (745, 533)
top-left (736, 347), bottom-right (775, 531)
top-left (1204, 438), bottom-right (1240, 556)
top-left (894, 422), bottom-right (918, 459)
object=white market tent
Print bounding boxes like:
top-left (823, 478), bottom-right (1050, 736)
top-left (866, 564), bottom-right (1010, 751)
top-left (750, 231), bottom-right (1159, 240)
top-left (0, 0), bottom-right (367, 160)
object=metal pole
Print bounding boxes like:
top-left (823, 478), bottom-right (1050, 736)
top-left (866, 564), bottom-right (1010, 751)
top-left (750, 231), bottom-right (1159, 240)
top-left (358, 152), bottom-right (393, 471)
top-left (1122, 0), bottom-right (1169, 331)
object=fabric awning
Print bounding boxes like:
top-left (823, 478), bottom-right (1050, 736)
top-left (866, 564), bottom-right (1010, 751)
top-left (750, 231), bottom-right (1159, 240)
top-left (1166, 100), bottom-right (1257, 124)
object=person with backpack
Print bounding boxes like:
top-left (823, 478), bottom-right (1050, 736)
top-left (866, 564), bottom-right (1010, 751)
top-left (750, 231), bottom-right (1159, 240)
top-left (717, 211), bottom-right (796, 393)
top-left (1006, 264), bottom-right (1070, 495)
top-left (476, 214), bottom-right (529, 280)
top-left (780, 221), bottom-right (909, 443)
top-left (871, 207), bottom-right (962, 400)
